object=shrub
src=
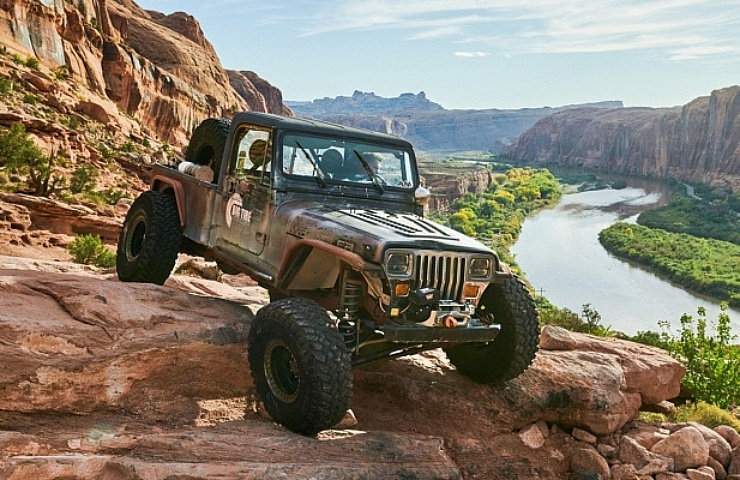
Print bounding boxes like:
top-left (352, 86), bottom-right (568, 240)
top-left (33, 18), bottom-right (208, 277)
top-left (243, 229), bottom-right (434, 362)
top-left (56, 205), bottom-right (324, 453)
top-left (660, 304), bottom-right (739, 409)
top-left (67, 234), bottom-right (116, 268)
top-left (538, 301), bottom-right (614, 337)
top-left (23, 93), bottom-right (39, 105)
top-left (0, 75), bottom-right (13, 97)
top-left (672, 401), bottom-right (740, 430)
top-left (84, 187), bottom-right (128, 206)
top-left (53, 66), bottom-right (70, 80)
top-left (24, 56), bottom-right (39, 70)
top-left (70, 165), bottom-right (99, 194)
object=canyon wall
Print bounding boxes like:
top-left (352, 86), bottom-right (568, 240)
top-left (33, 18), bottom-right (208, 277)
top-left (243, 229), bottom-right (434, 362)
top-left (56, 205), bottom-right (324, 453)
top-left (509, 86), bottom-right (740, 190)
top-left (0, 0), bottom-right (290, 146)
top-left (289, 92), bottom-right (622, 155)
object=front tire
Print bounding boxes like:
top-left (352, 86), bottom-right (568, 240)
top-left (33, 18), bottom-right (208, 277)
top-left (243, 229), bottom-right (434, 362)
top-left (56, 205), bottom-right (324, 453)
top-left (116, 190), bottom-right (181, 285)
top-left (445, 276), bottom-right (539, 384)
top-left (248, 298), bottom-right (353, 435)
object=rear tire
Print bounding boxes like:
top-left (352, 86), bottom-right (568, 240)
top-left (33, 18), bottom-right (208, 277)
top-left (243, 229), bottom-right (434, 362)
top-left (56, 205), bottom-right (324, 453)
top-left (116, 190), bottom-right (181, 285)
top-left (248, 298), bottom-right (353, 435)
top-left (185, 118), bottom-right (230, 183)
top-left (445, 276), bottom-right (539, 384)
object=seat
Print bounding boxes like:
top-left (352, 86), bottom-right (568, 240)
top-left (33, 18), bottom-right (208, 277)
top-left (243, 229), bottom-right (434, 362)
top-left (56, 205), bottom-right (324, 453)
top-left (321, 149), bottom-right (344, 179)
top-left (249, 139), bottom-right (268, 169)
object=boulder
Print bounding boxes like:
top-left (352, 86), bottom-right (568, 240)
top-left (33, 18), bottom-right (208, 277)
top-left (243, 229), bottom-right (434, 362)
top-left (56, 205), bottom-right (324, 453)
top-left (689, 422), bottom-right (733, 468)
top-left (0, 269), bottom-right (253, 419)
top-left (620, 435), bottom-right (674, 473)
top-left (510, 349), bottom-right (642, 435)
top-left (540, 325), bottom-right (686, 405)
top-left (611, 463), bottom-right (639, 480)
top-left (519, 423), bottom-right (546, 449)
top-left (715, 426), bottom-right (740, 449)
top-left (570, 446), bottom-right (610, 479)
top-left (652, 426), bottom-right (710, 472)
top-left (706, 456), bottom-right (727, 480)
top-left (686, 467), bottom-right (717, 480)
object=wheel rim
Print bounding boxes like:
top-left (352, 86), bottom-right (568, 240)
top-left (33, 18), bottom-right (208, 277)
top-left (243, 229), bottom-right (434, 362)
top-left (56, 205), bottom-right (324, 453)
top-left (125, 213), bottom-right (147, 261)
top-left (264, 339), bottom-right (300, 403)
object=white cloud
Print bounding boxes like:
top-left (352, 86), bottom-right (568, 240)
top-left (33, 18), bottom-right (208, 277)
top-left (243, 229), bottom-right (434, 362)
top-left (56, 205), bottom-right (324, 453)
top-left (299, 0), bottom-right (740, 63)
top-left (454, 51), bottom-right (491, 58)
top-left (669, 45), bottom-right (738, 61)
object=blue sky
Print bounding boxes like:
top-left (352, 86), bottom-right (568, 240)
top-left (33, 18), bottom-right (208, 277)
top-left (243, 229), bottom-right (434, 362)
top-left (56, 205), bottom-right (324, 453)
top-left (135, 0), bottom-right (740, 109)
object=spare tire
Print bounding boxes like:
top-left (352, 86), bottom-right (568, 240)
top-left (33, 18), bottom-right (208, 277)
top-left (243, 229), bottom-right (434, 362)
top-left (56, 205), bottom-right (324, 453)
top-left (185, 118), bottom-right (231, 183)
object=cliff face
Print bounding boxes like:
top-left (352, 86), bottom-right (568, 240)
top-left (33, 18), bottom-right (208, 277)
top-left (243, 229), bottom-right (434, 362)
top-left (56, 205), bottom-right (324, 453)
top-left (0, 0), bottom-right (290, 146)
top-left (419, 163), bottom-right (494, 212)
top-left (509, 86), bottom-right (740, 190)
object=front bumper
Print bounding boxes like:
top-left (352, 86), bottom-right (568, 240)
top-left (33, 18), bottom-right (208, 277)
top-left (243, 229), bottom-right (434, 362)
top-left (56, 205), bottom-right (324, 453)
top-left (380, 321), bottom-right (501, 344)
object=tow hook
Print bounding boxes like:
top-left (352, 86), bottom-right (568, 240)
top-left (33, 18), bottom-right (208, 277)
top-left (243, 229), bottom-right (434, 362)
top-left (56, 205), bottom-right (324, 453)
top-left (442, 312), bottom-right (468, 328)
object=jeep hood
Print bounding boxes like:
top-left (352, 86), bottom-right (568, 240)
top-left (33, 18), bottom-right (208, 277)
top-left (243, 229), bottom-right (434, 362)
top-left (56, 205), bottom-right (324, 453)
top-left (279, 203), bottom-right (493, 263)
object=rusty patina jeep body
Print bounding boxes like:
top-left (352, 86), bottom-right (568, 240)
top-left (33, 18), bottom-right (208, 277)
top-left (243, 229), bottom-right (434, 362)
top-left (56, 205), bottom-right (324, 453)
top-left (117, 112), bottom-right (539, 435)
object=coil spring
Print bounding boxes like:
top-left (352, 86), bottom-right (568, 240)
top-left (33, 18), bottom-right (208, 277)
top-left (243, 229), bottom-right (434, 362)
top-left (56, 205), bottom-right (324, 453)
top-left (338, 282), bottom-right (361, 348)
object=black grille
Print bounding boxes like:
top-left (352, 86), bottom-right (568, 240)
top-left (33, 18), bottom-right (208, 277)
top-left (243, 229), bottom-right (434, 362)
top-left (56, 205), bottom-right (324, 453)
top-left (414, 253), bottom-right (466, 301)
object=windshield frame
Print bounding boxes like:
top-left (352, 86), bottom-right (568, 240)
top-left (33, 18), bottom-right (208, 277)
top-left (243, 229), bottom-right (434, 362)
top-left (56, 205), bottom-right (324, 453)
top-left (277, 131), bottom-right (418, 192)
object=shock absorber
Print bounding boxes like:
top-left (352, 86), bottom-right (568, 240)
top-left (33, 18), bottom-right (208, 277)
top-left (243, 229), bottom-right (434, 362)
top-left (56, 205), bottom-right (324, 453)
top-left (337, 281), bottom-right (361, 349)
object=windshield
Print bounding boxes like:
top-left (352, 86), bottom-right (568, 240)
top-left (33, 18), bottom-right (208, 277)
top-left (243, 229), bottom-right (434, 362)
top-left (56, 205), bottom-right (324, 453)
top-left (281, 133), bottom-right (416, 189)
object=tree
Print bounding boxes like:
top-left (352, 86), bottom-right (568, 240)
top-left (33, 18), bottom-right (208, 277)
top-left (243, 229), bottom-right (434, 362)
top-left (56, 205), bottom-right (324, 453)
top-left (0, 124), bottom-right (67, 197)
top-left (0, 123), bottom-right (43, 170)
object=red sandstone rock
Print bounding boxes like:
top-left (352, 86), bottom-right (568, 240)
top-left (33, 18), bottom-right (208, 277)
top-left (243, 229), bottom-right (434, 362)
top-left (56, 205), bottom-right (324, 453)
top-left (510, 86), bottom-right (740, 191)
top-left (540, 325), bottom-right (686, 405)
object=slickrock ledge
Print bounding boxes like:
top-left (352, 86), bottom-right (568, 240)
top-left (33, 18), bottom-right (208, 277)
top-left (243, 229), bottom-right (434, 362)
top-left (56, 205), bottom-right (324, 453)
top-left (0, 265), bottom-right (719, 479)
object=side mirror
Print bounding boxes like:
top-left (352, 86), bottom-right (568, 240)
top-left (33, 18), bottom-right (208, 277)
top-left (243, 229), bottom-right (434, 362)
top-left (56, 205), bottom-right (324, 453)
top-left (414, 186), bottom-right (431, 206)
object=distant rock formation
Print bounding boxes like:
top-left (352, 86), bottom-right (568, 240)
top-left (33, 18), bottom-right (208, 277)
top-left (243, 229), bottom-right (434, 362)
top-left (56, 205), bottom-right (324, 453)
top-left (509, 86), bottom-right (740, 191)
top-left (0, 0), bottom-right (290, 146)
top-left (287, 90), bottom-right (444, 116)
top-left (419, 162), bottom-right (495, 212)
top-left (289, 91), bottom-right (622, 154)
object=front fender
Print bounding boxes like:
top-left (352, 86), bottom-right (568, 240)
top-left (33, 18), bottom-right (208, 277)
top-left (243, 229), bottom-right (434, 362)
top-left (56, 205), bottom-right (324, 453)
top-left (277, 238), bottom-right (377, 291)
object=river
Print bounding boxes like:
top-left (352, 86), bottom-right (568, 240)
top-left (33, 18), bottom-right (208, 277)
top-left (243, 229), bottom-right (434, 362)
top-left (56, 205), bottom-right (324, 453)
top-left (510, 178), bottom-right (740, 337)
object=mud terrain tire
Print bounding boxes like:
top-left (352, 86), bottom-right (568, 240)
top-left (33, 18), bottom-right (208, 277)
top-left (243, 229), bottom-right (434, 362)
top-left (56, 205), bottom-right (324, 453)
top-left (248, 298), bottom-right (353, 435)
top-left (445, 276), bottom-right (539, 384)
top-left (185, 118), bottom-right (230, 183)
top-left (117, 190), bottom-right (181, 285)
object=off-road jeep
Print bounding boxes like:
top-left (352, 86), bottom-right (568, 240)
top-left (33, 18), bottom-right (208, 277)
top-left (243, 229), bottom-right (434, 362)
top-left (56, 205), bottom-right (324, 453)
top-left (117, 112), bottom-right (539, 435)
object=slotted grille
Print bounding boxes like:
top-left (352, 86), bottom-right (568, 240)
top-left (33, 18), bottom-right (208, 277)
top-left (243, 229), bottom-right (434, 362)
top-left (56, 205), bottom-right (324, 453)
top-left (415, 253), bottom-right (467, 301)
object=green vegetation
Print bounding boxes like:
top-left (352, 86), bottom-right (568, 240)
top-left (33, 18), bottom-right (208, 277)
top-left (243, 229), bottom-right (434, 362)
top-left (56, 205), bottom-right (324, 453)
top-left (0, 74), bottom-right (14, 97)
top-left (0, 123), bottom-right (66, 196)
top-left (638, 194), bottom-right (740, 245)
top-left (659, 305), bottom-right (739, 409)
top-left (24, 56), bottom-right (39, 70)
top-left (639, 401), bottom-right (740, 430)
top-left (440, 167), bottom-right (562, 265)
top-left (67, 234), bottom-right (116, 268)
top-left (0, 123), bottom-right (42, 171)
top-left (70, 165), bottom-right (99, 194)
top-left (538, 300), bottom-right (614, 337)
top-left (599, 222), bottom-right (740, 307)
top-left (53, 65), bottom-right (70, 80)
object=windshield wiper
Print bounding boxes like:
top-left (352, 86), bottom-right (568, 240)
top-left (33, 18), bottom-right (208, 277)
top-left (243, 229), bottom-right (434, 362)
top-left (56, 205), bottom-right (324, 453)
top-left (353, 150), bottom-right (384, 194)
top-left (295, 140), bottom-right (327, 188)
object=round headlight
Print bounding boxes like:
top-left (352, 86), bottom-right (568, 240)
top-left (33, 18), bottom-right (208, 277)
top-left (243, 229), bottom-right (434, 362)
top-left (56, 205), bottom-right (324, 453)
top-left (386, 252), bottom-right (413, 276)
top-left (469, 257), bottom-right (493, 279)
